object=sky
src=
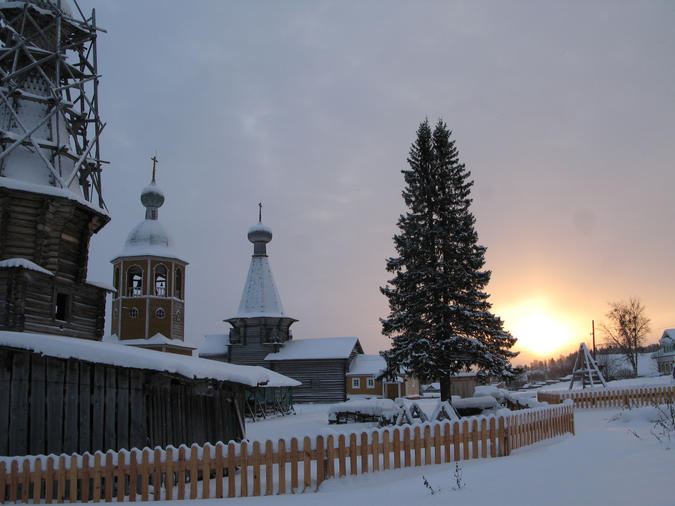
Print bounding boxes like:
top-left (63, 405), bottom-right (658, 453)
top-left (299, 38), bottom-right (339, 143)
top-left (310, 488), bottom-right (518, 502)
top-left (75, 0), bottom-right (675, 365)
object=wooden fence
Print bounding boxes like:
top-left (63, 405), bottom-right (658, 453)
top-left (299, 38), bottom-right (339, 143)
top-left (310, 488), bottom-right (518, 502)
top-left (0, 404), bottom-right (574, 503)
top-left (538, 384), bottom-right (675, 409)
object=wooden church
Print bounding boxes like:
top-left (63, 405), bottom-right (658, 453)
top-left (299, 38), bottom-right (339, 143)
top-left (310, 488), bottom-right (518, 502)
top-left (200, 209), bottom-right (364, 403)
top-left (0, 0), bottom-right (298, 457)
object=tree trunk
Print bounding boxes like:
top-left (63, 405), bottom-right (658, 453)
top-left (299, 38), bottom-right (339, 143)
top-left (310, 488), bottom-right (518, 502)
top-left (440, 377), bottom-right (452, 402)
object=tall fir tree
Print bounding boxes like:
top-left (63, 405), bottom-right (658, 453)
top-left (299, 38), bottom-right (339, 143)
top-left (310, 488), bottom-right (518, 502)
top-left (381, 119), bottom-right (517, 390)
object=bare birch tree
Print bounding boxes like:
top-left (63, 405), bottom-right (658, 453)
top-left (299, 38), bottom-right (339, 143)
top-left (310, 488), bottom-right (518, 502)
top-left (600, 297), bottom-right (650, 377)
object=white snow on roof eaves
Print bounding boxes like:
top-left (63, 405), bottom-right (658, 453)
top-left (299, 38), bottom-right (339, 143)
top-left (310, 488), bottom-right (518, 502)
top-left (0, 176), bottom-right (108, 217)
top-left (198, 333), bottom-right (230, 356)
top-left (0, 258), bottom-right (54, 276)
top-left (85, 280), bottom-right (116, 292)
top-left (265, 337), bottom-right (360, 361)
top-left (0, 330), bottom-right (299, 387)
top-left (105, 333), bottom-right (196, 349)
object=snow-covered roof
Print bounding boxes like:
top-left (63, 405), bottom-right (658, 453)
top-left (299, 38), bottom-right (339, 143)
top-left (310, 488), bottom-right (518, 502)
top-left (104, 333), bottom-right (195, 349)
top-left (661, 329), bottom-right (675, 342)
top-left (0, 176), bottom-right (108, 217)
top-left (0, 331), bottom-right (300, 387)
top-left (198, 333), bottom-right (230, 356)
top-left (236, 255), bottom-right (286, 318)
top-left (0, 258), bottom-right (54, 276)
top-left (265, 337), bottom-right (361, 361)
top-left (111, 219), bottom-right (185, 262)
top-left (347, 354), bottom-right (387, 377)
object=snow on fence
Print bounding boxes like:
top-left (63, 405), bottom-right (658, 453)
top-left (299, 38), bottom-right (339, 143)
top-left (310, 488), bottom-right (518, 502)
top-left (537, 384), bottom-right (675, 409)
top-left (0, 404), bottom-right (574, 503)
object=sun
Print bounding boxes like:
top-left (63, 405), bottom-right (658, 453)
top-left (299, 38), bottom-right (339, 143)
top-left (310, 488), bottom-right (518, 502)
top-left (500, 299), bottom-right (575, 357)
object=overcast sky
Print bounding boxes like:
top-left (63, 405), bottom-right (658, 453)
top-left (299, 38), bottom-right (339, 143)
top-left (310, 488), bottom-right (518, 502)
top-left (80, 1), bottom-right (675, 364)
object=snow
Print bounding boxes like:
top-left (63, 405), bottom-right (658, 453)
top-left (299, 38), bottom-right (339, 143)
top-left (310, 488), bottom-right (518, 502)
top-left (265, 337), bottom-right (360, 361)
top-left (347, 354), bottom-right (386, 376)
top-left (112, 219), bottom-right (185, 262)
top-left (198, 333), bottom-right (230, 356)
top-left (0, 330), bottom-right (300, 387)
top-left (0, 176), bottom-right (108, 216)
top-left (236, 255), bottom-right (287, 318)
top-left (0, 257), bottom-right (53, 276)
top-left (327, 399), bottom-right (396, 418)
top-left (161, 378), bottom-right (673, 505)
top-left (85, 280), bottom-right (116, 292)
top-left (103, 333), bottom-right (195, 349)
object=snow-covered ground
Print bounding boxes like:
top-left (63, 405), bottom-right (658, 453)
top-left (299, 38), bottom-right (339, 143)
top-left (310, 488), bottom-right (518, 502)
top-left (153, 374), bottom-right (674, 505)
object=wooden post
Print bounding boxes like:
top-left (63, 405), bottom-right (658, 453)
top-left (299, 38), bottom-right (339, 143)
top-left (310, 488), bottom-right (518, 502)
top-left (141, 449), bottom-right (150, 502)
top-left (326, 435), bottom-right (335, 479)
top-left (433, 425), bottom-right (442, 465)
top-left (240, 441), bottom-right (248, 497)
top-left (35, 457), bottom-right (46, 505)
top-left (265, 440), bottom-right (274, 495)
top-left (393, 429), bottom-right (401, 469)
top-left (453, 422), bottom-right (460, 461)
top-left (303, 436), bottom-right (311, 492)
top-left (382, 431), bottom-right (390, 470)
top-left (338, 434), bottom-right (347, 477)
top-left (252, 441), bottom-right (261, 497)
top-left (214, 444), bottom-right (224, 499)
top-left (227, 443), bottom-right (236, 498)
top-left (68, 455), bottom-right (78, 503)
top-left (403, 427), bottom-right (411, 468)
top-left (498, 417), bottom-right (508, 456)
top-left (24, 459), bottom-right (32, 503)
top-left (462, 421), bottom-right (469, 461)
top-left (489, 418), bottom-right (497, 458)
top-left (0, 462), bottom-right (5, 504)
top-left (55, 456), bottom-right (66, 504)
top-left (290, 438), bottom-right (298, 491)
top-left (413, 426), bottom-right (422, 467)
top-left (471, 419), bottom-right (479, 459)
top-left (481, 419), bottom-right (488, 459)
top-left (316, 435), bottom-right (325, 488)
top-left (360, 432), bottom-right (369, 474)
top-left (165, 447), bottom-right (174, 501)
top-left (91, 454), bottom-right (100, 503)
top-left (371, 432), bottom-right (379, 472)
top-left (10, 460), bottom-right (18, 504)
top-left (176, 447), bottom-right (185, 500)
top-left (278, 439), bottom-right (287, 495)
top-left (443, 423), bottom-right (451, 463)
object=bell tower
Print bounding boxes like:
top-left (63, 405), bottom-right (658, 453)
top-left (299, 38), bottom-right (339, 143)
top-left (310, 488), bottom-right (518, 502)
top-left (110, 159), bottom-right (193, 355)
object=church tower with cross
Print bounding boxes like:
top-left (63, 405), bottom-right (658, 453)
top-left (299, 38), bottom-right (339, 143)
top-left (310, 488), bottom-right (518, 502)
top-left (109, 158), bottom-right (193, 355)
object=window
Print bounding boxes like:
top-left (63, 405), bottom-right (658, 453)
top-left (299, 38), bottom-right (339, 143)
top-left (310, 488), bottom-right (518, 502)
top-left (126, 266), bottom-right (143, 297)
top-left (155, 307), bottom-right (166, 319)
top-left (352, 378), bottom-right (360, 389)
top-left (174, 268), bottom-right (183, 299)
top-left (113, 307), bottom-right (119, 319)
top-left (154, 265), bottom-right (167, 296)
top-left (367, 378), bottom-right (375, 389)
top-left (229, 328), bottom-right (241, 344)
top-left (175, 310), bottom-right (182, 322)
top-left (129, 307), bottom-right (139, 318)
top-left (54, 293), bottom-right (70, 321)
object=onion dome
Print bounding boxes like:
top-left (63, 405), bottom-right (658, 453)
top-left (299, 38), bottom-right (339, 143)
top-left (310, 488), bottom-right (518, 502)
top-left (141, 182), bottom-right (165, 210)
top-left (248, 222), bottom-right (273, 244)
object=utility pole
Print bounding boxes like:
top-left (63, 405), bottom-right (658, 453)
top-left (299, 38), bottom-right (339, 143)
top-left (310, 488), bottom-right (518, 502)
top-left (592, 320), bottom-right (596, 359)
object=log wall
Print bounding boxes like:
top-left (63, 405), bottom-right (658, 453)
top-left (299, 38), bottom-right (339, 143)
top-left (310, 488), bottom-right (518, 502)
top-left (0, 346), bottom-right (245, 458)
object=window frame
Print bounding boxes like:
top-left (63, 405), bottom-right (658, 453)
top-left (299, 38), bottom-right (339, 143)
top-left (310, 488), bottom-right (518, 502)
top-left (367, 377), bottom-right (375, 389)
top-left (352, 377), bottom-right (360, 389)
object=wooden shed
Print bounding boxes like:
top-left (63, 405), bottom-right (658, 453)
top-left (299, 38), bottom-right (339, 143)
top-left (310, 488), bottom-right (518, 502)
top-left (0, 330), bottom-right (297, 457)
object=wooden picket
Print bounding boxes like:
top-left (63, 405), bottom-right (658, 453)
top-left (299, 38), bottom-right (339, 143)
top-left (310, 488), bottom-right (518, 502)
top-left (0, 405), bottom-right (574, 503)
top-left (538, 384), bottom-right (675, 409)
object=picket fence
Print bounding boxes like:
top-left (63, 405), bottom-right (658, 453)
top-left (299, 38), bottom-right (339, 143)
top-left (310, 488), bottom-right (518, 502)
top-left (538, 384), bottom-right (675, 409)
top-left (0, 404), bottom-right (574, 503)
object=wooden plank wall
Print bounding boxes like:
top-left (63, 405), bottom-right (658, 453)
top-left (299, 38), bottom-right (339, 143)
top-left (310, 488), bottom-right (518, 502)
top-left (0, 347), bottom-right (245, 457)
top-left (0, 405), bottom-right (575, 503)
top-left (272, 359), bottom-right (348, 403)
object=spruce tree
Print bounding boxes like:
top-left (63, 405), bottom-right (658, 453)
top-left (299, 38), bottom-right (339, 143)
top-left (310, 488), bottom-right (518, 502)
top-left (381, 119), bottom-right (517, 393)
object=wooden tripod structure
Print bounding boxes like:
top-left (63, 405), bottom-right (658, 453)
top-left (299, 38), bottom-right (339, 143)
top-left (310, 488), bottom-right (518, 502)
top-left (569, 342), bottom-right (607, 389)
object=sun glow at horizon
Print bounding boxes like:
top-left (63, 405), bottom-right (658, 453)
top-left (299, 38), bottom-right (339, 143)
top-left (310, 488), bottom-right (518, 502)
top-left (500, 298), bottom-right (578, 358)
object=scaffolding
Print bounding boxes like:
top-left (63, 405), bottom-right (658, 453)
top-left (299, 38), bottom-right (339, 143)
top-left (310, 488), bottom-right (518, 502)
top-left (569, 342), bottom-right (607, 389)
top-left (0, 0), bottom-right (106, 207)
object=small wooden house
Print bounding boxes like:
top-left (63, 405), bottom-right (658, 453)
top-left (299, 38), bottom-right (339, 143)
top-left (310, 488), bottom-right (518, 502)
top-left (346, 354), bottom-right (419, 399)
